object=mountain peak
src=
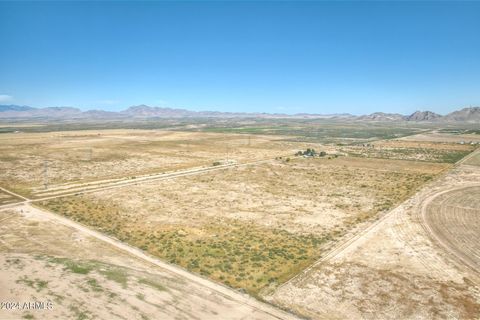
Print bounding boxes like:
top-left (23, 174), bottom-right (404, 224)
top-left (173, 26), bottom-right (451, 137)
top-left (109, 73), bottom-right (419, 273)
top-left (1, 104), bottom-right (479, 122)
top-left (444, 107), bottom-right (480, 122)
top-left (358, 112), bottom-right (404, 121)
top-left (405, 110), bottom-right (441, 121)
top-left (121, 105), bottom-right (196, 117)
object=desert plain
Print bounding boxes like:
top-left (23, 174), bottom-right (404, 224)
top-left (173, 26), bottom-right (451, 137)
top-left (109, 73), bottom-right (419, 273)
top-left (0, 120), bottom-right (479, 320)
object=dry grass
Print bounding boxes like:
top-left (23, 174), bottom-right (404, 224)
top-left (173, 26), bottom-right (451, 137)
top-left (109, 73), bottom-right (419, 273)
top-left (39, 196), bottom-right (327, 295)
top-left (0, 207), bottom-right (288, 320)
top-left (267, 161), bottom-right (480, 320)
top-left (464, 152), bottom-right (480, 166)
top-left (0, 129), bottom-right (306, 195)
top-left (272, 261), bottom-right (480, 319)
top-left (39, 156), bottom-right (446, 295)
top-left (340, 140), bottom-right (474, 163)
top-left (0, 190), bottom-right (21, 205)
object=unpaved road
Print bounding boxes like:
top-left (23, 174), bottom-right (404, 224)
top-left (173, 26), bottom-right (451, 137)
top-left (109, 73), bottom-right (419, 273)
top-left (31, 159), bottom-right (274, 201)
top-left (419, 147), bottom-right (480, 277)
top-left (2, 204), bottom-right (298, 320)
top-left (272, 147), bottom-right (480, 297)
top-left (267, 149), bottom-right (480, 319)
top-left (0, 157), bottom-right (278, 209)
top-left (0, 186), bottom-right (28, 201)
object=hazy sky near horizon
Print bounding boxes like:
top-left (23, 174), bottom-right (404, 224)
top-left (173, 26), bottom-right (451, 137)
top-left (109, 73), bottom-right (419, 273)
top-left (1, 1), bottom-right (479, 115)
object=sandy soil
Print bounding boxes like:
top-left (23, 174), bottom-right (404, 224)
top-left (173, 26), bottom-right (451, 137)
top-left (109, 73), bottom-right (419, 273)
top-left (36, 156), bottom-right (447, 294)
top-left (0, 205), bottom-right (298, 320)
top-left (2, 128), bottom-right (476, 319)
top-left (86, 156), bottom-right (447, 235)
top-left (0, 129), bottom-right (310, 194)
top-left (266, 162), bottom-right (480, 319)
top-left (400, 132), bottom-right (480, 144)
top-left (464, 152), bottom-right (480, 166)
top-left (423, 186), bottom-right (480, 274)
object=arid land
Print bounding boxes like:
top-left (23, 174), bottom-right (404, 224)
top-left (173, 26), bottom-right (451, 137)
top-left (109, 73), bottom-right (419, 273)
top-left (1, 121), bottom-right (479, 319)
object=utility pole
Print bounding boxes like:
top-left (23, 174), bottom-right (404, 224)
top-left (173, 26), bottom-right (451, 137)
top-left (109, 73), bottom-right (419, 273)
top-left (226, 143), bottom-right (229, 162)
top-left (225, 134), bottom-right (229, 163)
top-left (43, 160), bottom-right (49, 190)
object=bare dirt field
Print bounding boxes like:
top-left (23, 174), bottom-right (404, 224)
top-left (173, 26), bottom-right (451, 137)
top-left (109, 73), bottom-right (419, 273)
top-left (464, 152), bottom-right (480, 166)
top-left (266, 161), bottom-right (480, 319)
top-left (424, 186), bottom-right (480, 273)
top-left (38, 156), bottom-right (448, 295)
top-left (0, 129), bottom-right (309, 197)
top-left (0, 205), bottom-right (297, 320)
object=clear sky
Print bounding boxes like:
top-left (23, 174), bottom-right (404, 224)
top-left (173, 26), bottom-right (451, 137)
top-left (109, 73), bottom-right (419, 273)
top-left (1, 1), bottom-right (479, 115)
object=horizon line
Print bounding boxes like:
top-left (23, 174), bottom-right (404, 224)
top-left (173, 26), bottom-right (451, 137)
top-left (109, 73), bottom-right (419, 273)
top-left (1, 102), bottom-right (478, 117)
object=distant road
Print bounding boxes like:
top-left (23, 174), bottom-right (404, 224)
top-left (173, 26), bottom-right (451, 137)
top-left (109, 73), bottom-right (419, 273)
top-left (0, 156), bottom-right (281, 208)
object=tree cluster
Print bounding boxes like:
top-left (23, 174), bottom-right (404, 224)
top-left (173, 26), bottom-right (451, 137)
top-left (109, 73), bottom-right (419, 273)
top-left (295, 148), bottom-right (327, 157)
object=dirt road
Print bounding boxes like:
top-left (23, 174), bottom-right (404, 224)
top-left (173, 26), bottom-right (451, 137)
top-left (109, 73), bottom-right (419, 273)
top-left (2, 203), bottom-right (298, 320)
top-left (35, 158), bottom-right (280, 198)
top-left (274, 147), bottom-right (480, 293)
top-left (0, 157), bottom-right (278, 210)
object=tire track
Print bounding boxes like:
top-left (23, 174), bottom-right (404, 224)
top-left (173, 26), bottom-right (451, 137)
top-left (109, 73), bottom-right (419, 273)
top-left (419, 184), bottom-right (480, 278)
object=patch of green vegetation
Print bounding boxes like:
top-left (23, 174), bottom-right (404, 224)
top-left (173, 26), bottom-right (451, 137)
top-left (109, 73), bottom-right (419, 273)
top-left (0, 120), bottom-right (177, 134)
top-left (48, 291), bottom-right (65, 305)
top-left (197, 120), bottom-right (424, 144)
top-left (86, 278), bottom-right (103, 292)
top-left (438, 150), bottom-right (473, 163)
top-left (22, 313), bottom-right (35, 319)
top-left (69, 304), bottom-right (90, 320)
top-left (47, 257), bottom-right (95, 275)
top-left (38, 156), bottom-right (444, 295)
top-left (99, 268), bottom-right (128, 288)
top-left (15, 276), bottom-right (48, 292)
top-left (438, 128), bottom-right (480, 135)
top-left (344, 146), bottom-right (472, 163)
top-left (152, 222), bottom-right (327, 295)
top-left (39, 195), bottom-right (328, 295)
top-left (42, 256), bottom-right (132, 292)
top-left (138, 278), bottom-right (167, 292)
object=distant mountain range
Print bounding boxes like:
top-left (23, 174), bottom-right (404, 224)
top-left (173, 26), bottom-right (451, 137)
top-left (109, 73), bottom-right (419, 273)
top-left (0, 104), bottom-right (479, 122)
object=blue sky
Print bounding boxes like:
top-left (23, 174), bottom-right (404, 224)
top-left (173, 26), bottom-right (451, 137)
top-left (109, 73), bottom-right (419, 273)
top-left (1, 1), bottom-right (479, 115)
